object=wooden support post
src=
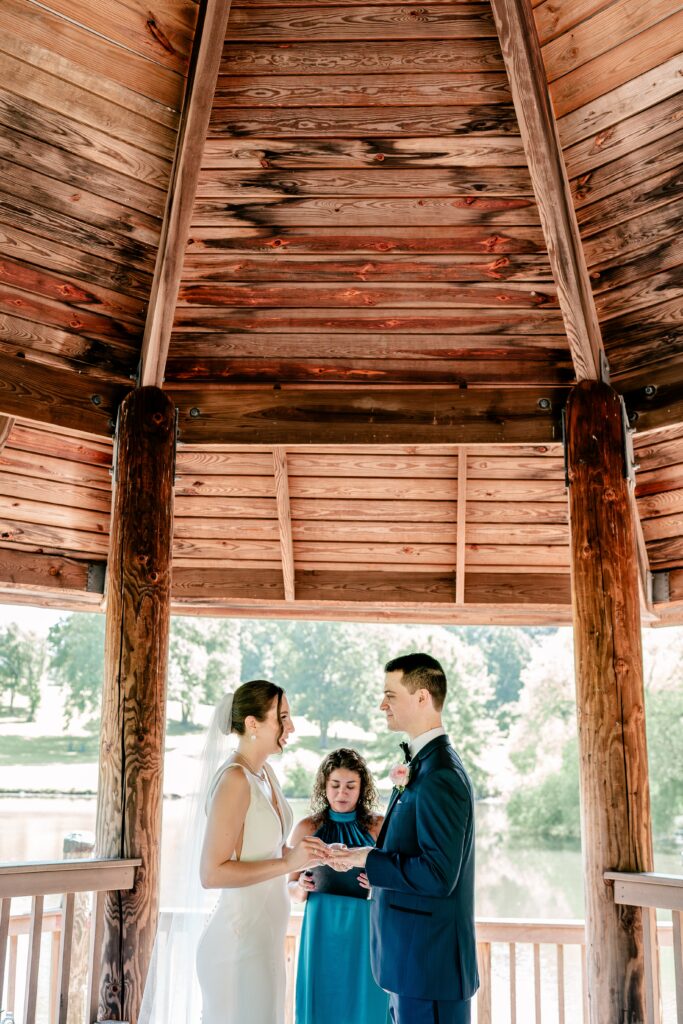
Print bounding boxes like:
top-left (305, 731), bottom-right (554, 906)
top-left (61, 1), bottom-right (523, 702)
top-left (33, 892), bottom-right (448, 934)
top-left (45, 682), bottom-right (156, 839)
top-left (95, 387), bottom-right (176, 1022)
top-left (566, 379), bottom-right (657, 1024)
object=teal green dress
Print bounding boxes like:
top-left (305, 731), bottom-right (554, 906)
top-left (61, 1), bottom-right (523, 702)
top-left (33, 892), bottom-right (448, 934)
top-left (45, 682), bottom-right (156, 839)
top-left (295, 809), bottom-right (390, 1024)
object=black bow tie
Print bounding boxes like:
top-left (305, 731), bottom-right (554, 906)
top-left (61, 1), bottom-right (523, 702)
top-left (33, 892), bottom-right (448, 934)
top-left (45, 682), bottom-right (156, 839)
top-left (400, 741), bottom-right (412, 764)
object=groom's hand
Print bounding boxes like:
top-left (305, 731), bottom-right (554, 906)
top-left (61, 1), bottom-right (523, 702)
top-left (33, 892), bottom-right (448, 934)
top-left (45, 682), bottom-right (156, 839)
top-left (328, 846), bottom-right (371, 871)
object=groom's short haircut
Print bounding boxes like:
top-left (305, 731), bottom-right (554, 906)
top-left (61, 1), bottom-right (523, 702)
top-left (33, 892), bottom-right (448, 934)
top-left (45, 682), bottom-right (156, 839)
top-left (384, 652), bottom-right (447, 711)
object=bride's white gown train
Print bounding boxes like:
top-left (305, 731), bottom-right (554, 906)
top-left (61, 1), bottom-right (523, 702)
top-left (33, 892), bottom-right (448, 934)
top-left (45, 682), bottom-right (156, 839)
top-left (196, 761), bottom-right (294, 1024)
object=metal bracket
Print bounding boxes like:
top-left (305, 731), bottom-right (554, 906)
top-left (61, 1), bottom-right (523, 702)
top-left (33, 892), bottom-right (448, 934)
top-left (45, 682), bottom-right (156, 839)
top-left (599, 349), bottom-right (611, 385)
top-left (86, 562), bottom-right (106, 594)
top-left (652, 571), bottom-right (670, 604)
top-left (619, 395), bottom-right (637, 483)
top-left (561, 407), bottom-right (570, 488)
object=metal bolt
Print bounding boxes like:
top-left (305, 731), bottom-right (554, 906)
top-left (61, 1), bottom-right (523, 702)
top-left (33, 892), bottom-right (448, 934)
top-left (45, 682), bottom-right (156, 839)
top-left (537, 398), bottom-right (551, 410)
top-left (91, 394), bottom-right (102, 406)
top-left (189, 407), bottom-right (200, 418)
top-left (644, 385), bottom-right (657, 398)
top-left (629, 411), bottom-right (639, 423)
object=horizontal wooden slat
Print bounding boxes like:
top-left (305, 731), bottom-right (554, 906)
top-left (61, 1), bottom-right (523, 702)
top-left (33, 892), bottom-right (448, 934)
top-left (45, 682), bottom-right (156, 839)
top-left (195, 167), bottom-right (534, 198)
top-left (215, 72), bottom-right (512, 106)
top-left (201, 136), bottom-right (528, 169)
top-left (0, 859), bottom-right (139, 899)
top-left (185, 225), bottom-right (548, 254)
top-left (177, 282), bottom-right (556, 309)
top-left (208, 104), bottom-right (520, 138)
top-left (226, 5), bottom-right (499, 41)
top-left (221, 39), bottom-right (506, 73)
top-left (0, 519), bottom-right (109, 557)
top-left (170, 386), bottom-right (566, 444)
top-left (173, 308), bottom-right (565, 333)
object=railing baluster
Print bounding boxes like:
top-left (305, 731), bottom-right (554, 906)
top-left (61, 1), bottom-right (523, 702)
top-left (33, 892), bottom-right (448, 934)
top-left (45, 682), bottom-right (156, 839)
top-left (672, 909), bottom-right (683, 1024)
top-left (49, 929), bottom-right (60, 1024)
top-left (533, 943), bottom-right (541, 1023)
top-left (56, 892), bottom-right (75, 1024)
top-left (642, 906), bottom-right (660, 1024)
top-left (509, 942), bottom-right (517, 1024)
top-left (477, 941), bottom-right (492, 1024)
top-left (86, 891), bottom-right (104, 1024)
top-left (8, 933), bottom-right (18, 1012)
top-left (556, 943), bottom-right (565, 1024)
top-left (0, 897), bottom-right (10, 1008)
top-left (581, 945), bottom-right (589, 1023)
top-left (23, 894), bottom-right (44, 1024)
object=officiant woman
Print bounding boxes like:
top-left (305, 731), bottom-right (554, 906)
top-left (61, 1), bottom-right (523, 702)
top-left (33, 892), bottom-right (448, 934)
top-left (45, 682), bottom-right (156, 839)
top-left (289, 748), bottom-right (390, 1024)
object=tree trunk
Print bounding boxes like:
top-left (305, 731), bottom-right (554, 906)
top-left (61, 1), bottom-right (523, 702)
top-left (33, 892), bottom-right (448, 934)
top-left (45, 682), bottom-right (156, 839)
top-left (566, 379), bottom-right (657, 1024)
top-left (95, 387), bottom-right (175, 1023)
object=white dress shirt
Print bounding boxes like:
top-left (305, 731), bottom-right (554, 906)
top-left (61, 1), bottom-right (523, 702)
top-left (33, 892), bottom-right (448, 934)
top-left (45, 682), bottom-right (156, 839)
top-left (409, 726), bottom-right (446, 759)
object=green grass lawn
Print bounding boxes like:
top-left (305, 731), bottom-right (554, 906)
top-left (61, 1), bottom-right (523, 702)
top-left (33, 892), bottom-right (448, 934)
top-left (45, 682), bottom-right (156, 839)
top-left (0, 735), bottom-right (100, 766)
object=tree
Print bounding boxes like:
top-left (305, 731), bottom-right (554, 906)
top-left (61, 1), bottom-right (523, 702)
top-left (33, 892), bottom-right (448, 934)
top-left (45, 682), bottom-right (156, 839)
top-left (271, 620), bottom-right (383, 749)
top-left (0, 623), bottom-right (45, 720)
top-left (457, 626), bottom-right (545, 731)
top-left (168, 617), bottom-right (241, 723)
top-left (48, 613), bottom-right (105, 725)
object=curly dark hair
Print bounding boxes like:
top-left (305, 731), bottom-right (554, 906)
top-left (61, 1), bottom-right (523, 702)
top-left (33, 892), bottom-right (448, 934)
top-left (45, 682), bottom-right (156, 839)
top-left (310, 748), bottom-right (379, 832)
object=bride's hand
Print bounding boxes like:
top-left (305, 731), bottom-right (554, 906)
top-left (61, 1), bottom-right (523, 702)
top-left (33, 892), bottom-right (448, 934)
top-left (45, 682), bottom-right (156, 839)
top-left (284, 836), bottom-right (329, 872)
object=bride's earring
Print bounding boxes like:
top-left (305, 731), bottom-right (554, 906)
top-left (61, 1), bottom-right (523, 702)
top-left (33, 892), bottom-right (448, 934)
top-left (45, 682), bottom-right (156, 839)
top-left (251, 733), bottom-right (257, 742)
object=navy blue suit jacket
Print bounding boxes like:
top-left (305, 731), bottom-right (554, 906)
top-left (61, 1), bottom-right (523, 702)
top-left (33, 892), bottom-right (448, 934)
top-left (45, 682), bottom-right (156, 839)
top-left (365, 735), bottom-right (479, 1002)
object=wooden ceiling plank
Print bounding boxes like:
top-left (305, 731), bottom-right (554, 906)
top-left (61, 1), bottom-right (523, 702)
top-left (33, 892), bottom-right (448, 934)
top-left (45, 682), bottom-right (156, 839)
top-left (201, 135), bottom-right (528, 170)
top-left (140, 0), bottom-right (234, 389)
top-left (221, 39), bottom-right (506, 74)
top-left (489, 0), bottom-right (605, 383)
top-left (272, 446), bottom-right (295, 601)
top-left (170, 385), bottom-right (566, 445)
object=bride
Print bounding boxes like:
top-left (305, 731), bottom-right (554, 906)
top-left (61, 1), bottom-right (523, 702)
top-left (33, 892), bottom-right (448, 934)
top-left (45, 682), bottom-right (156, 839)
top-left (140, 679), bottom-right (329, 1024)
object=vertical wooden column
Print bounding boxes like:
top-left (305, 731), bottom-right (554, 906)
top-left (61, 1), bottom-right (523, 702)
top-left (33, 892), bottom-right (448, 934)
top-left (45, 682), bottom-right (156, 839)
top-left (95, 387), bottom-right (175, 1022)
top-left (566, 379), bottom-right (656, 1024)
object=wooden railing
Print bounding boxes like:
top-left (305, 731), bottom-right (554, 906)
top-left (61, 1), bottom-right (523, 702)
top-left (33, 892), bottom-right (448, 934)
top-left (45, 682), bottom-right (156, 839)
top-left (606, 871), bottom-right (683, 1024)
top-left (5, 893), bottom-right (678, 1023)
top-left (0, 859), bottom-right (139, 1024)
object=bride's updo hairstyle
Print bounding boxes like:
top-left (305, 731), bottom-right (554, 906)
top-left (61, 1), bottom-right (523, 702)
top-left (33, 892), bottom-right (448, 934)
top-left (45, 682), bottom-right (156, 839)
top-left (222, 679), bottom-right (286, 746)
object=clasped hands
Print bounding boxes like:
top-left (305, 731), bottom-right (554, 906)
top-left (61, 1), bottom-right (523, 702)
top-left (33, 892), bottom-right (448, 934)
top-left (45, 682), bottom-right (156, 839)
top-left (295, 836), bottom-right (371, 872)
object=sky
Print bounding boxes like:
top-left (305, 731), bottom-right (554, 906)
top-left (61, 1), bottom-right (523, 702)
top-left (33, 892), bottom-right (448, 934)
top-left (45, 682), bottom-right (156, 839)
top-left (0, 603), bottom-right (66, 635)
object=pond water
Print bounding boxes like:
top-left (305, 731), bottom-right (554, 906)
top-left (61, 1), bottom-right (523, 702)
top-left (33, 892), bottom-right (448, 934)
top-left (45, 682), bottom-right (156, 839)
top-left (1, 795), bottom-right (681, 917)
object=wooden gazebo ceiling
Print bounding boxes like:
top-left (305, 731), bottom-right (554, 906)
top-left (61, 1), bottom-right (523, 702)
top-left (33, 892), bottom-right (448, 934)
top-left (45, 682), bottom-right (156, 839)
top-left (0, 0), bottom-right (682, 623)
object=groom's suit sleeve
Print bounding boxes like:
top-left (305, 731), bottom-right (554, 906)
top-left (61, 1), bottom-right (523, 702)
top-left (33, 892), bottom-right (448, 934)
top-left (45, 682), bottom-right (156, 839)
top-left (365, 769), bottom-right (469, 898)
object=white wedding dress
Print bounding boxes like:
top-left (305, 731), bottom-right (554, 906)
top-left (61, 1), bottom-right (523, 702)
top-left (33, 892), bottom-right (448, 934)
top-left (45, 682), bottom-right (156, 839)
top-left (196, 760), bottom-right (294, 1024)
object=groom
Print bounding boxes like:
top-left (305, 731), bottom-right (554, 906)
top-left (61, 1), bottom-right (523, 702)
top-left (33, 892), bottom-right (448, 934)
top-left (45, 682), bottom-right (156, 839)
top-left (330, 652), bottom-right (479, 1024)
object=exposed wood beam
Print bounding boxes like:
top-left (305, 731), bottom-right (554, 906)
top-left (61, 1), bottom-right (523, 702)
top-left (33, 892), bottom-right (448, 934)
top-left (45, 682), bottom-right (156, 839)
top-left (455, 447), bottom-right (467, 604)
top-left (0, 549), bottom-right (105, 595)
top-left (140, 0), bottom-right (234, 388)
top-left (272, 446), bottom-right (295, 601)
top-left (489, 0), bottom-right (605, 382)
top-left (171, 386), bottom-right (567, 445)
top-left (0, 352), bottom-right (124, 437)
top-left (0, 417), bottom-right (14, 452)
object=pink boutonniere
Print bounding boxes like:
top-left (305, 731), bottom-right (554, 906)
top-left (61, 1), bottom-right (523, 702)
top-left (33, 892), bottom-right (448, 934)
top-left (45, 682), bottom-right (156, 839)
top-left (389, 763), bottom-right (411, 792)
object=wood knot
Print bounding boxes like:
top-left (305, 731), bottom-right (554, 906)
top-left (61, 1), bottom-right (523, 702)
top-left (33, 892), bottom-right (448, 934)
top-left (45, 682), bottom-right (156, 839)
top-left (149, 571), bottom-right (160, 583)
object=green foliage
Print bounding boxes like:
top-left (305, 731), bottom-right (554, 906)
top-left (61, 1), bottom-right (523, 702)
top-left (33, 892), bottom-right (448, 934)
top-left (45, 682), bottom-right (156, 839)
top-left (282, 761), bottom-right (316, 799)
top-left (48, 613), bottom-right (105, 725)
top-left (168, 617), bottom-right (241, 723)
top-left (0, 623), bottom-right (46, 720)
top-left (645, 688), bottom-right (683, 839)
top-left (270, 620), bottom-right (384, 748)
top-left (458, 626), bottom-right (542, 731)
top-left (507, 739), bottom-right (581, 843)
